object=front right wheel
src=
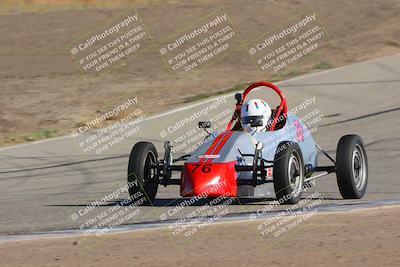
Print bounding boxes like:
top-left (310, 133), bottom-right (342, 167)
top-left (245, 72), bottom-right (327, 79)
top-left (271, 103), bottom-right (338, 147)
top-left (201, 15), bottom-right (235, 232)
top-left (127, 142), bottom-right (159, 205)
top-left (336, 135), bottom-right (368, 199)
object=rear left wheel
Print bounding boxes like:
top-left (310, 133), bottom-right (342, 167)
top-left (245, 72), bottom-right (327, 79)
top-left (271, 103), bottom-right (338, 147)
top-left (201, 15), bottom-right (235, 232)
top-left (336, 135), bottom-right (368, 199)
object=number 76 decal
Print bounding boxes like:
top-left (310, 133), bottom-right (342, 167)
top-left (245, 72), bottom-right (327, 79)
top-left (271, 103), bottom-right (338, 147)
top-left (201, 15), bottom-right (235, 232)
top-left (191, 164), bottom-right (212, 173)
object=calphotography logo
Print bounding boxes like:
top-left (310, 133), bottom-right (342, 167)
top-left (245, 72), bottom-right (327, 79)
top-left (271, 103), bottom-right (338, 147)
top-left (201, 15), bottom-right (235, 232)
top-left (69, 182), bottom-right (146, 237)
top-left (69, 8), bottom-right (151, 73)
top-left (248, 9), bottom-right (330, 74)
top-left (256, 191), bottom-right (324, 240)
top-left (71, 97), bottom-right (146, 155)
top-left (158, 97), bottom-right (231, 153)
top-left (158, 8), bottom-right (242, 75)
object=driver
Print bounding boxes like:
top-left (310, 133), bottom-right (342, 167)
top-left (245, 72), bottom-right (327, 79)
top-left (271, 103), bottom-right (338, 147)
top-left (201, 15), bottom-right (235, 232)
top-left (241, 99), bottom-right (272, 134)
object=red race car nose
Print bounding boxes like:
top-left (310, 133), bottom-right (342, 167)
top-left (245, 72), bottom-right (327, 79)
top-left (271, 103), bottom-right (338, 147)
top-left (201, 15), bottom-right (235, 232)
top-left (180, 161), bottom-right (238, 197)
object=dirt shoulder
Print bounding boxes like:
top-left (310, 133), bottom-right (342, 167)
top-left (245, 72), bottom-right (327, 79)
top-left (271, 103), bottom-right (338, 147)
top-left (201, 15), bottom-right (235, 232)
top-left (1, 206), bottom-right (400, 267)
top-left (1, 0), bottom-right (399, 146)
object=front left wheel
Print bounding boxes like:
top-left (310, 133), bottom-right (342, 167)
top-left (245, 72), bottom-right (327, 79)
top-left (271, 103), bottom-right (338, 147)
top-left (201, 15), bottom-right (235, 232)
top-left (273, 142), bottom-right (305, 204)
top-left (127, 142), bottom-right (159, 205)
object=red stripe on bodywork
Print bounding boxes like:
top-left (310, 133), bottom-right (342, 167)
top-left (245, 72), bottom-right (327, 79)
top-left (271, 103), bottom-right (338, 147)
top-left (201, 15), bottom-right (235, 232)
top-left (199, 131), bottom-right (227, 163)
top-left (206, 131), bottom-right (234, 163)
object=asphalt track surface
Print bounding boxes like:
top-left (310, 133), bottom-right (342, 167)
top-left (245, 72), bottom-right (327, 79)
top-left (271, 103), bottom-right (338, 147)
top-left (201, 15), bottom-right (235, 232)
top-left (1, 55), bottom-right (399, 236)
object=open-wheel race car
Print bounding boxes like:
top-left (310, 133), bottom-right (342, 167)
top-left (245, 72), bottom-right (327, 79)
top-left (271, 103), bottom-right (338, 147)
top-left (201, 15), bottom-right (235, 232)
top-left (127, 81), bottom-right (368, 205)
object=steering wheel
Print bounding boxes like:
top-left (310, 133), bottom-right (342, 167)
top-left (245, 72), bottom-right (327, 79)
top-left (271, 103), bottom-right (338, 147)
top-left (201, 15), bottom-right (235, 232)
top-left (226, 81), bottom-right (288, 131)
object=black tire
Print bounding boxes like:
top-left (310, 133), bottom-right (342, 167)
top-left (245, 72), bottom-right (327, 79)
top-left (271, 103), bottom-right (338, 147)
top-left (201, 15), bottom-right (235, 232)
top-left (127, 142), bottom-right (159, 205)
top-left (336, 135), bottom-right (368, 199)
top-left (273, 142), bottom-right (305, 204)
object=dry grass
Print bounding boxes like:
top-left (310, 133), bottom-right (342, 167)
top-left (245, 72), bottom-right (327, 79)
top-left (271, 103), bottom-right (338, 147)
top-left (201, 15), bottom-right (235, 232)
top-left (0, 0), bottom-right (399, 146)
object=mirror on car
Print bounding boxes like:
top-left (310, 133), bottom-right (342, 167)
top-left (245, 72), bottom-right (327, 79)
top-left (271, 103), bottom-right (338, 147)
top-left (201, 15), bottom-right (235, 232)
top-left (198, 121), bottom-right (212, 129)
top-left (235, 93), bottom-right (242, 104)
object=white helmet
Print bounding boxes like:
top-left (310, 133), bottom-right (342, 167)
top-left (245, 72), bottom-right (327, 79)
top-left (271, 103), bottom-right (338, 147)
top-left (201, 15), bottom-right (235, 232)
top-left (241, 99), bottom-right (272, 133)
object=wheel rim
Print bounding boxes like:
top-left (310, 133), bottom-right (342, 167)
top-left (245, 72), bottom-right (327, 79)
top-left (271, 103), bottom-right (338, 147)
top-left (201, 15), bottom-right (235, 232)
top-left (352, 144), bottom-right (366, 191)
top-left (288, 152), bottom-right (303, 194)
top-left (144, 151), bottom-right (156, 183)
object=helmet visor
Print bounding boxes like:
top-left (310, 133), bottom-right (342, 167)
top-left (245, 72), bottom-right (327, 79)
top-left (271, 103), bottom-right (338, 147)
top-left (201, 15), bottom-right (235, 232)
top-left (242, 116), bottom-right (263, 127)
